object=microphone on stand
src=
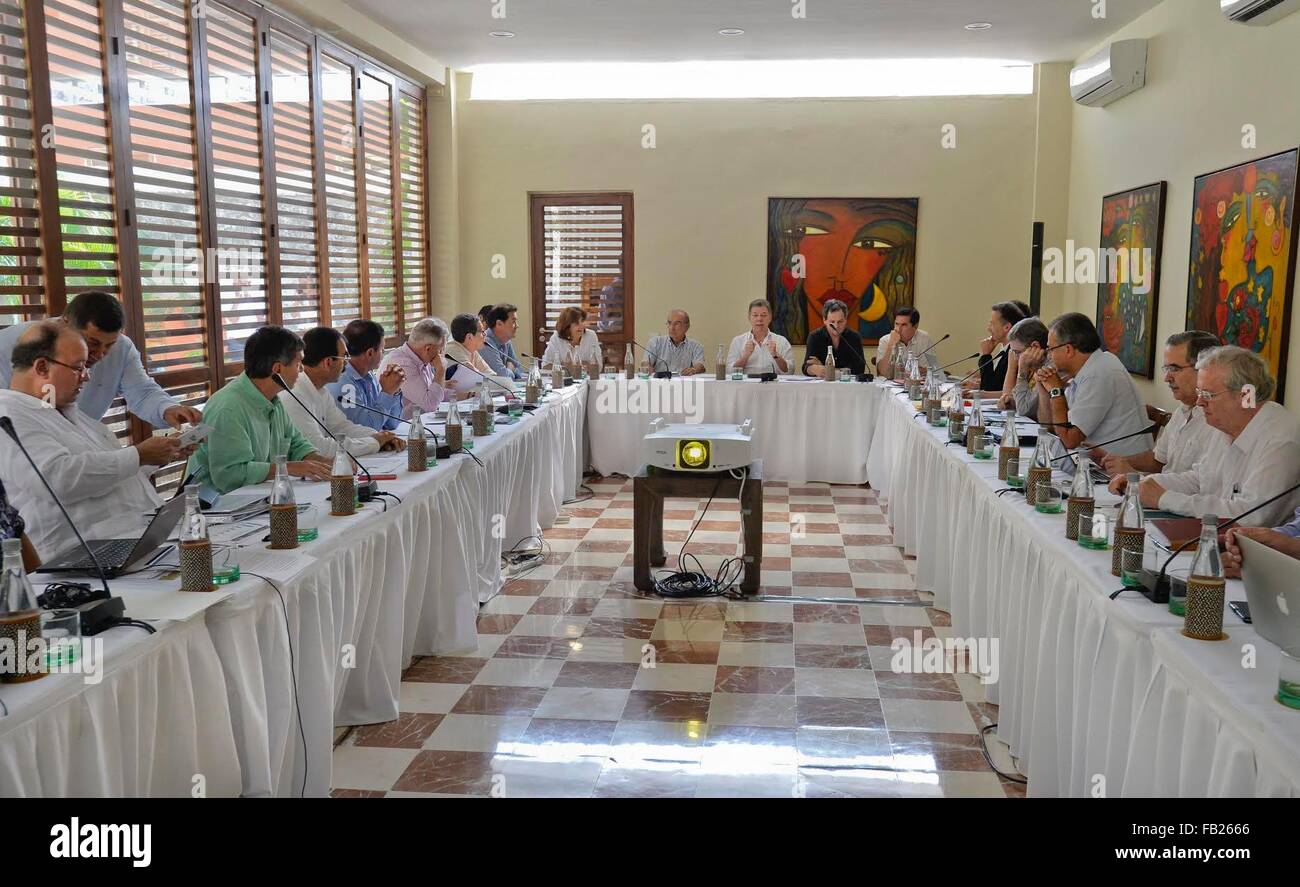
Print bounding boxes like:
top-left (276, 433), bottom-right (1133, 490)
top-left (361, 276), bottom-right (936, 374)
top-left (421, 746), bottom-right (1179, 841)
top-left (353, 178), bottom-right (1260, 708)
top-left (273, 374), bottom-right (377, 502)
top-left (444, 355), bottom-right (528, 409)
top-left (933, 353), bottom-right (980, 374)
top-left (913, 333), bottom-right (950, 364)
top-left (628, 339), bottom-right (673, 378)
top-left (1049, 423), bottom-right (1160, 464)
top-left (0, 416), bottom-right (111, 596)
top-left (338, 396), bottom-right (485, 467)
top-left (1137, 479), bottom-right (1300, 603)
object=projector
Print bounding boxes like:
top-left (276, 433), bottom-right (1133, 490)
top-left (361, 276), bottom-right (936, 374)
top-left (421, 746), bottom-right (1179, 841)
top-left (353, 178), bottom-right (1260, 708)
top-left (641, 419), bottom-right (754, 473)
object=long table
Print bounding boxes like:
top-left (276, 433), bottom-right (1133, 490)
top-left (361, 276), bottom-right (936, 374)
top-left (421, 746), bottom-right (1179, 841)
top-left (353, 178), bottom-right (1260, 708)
top-left (587, 376), bottom-right (879, 484)
top-left (865, 382), bottom-right (1300, 797)
top-left (0, 382), bottom-right (586, 797)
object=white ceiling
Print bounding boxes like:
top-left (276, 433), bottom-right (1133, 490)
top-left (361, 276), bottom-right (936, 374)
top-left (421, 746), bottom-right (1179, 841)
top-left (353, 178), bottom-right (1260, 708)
top-left (343, 0), bottom-right (1162, 69)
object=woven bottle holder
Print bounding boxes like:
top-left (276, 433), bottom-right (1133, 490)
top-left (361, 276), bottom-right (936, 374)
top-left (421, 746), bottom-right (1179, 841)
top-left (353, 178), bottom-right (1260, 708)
top-left (1112, 527), bottom-right (1145, 578)
top-left (1065, 497), bottom-right (1094, 541)
top-left (471, 409), bottom-right (490, 437)
top-left (407, 438), bottom-right (428, 472)
top-left (180, 540), bottom-right (217, 591)
top-left (331, 476), bottom-right (357, 516)
top-left (0, 613), bottom-right (43, 682)
top-left (1183, 577), bottom-right (1227, 640)
top-left (444, 423), bottom-right (462, 452)
top-left (1025, 466), bottom-right (1052, 507)
top-left (966, 424), bottom-right (984, 455)
top-left (268, 504), bottom-right (299, 549)
top-left (525, 384), bottom-right (539, 404)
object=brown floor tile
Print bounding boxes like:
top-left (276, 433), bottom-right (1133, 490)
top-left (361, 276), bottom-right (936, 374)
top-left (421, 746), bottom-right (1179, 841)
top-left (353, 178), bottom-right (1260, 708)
top-left (889, 732), bottom-right (989, 771)
top-left (714, 665), bottom-right (796, 695)
top-left (352, 713), bottom-right (445, 749)
top-left (528, 596), bottom-right (600, 616)
top-left (854, 588), bottom-right (922, 602)
top-left (450, 684), bottom-right (549, 717)
top-left (392, 750), bottom-right (498, 794)
top-left (583, 616), bottom-right (659, 639)
top-left (403, 657), bottom-right (488, 684)
top-left (722, 621), bottom-right (795, 643)
top-left (791, 545), bottom-right (848, 558)
top-left (329, 788), bottom-right (387, 798)
top-left (493, 636), bottom-right (575, 660)
top-left (873, 671), bottom-right (963, 702)
top-left (660, 601), bottom-right (728, 621)
top-left (793, 603), bottom-right (862, 624)
top-left (593, 518), bottom-right (634, 529)
top-left (554, 565), bottom-right (618, 581)
top-left (925, 607), bottom-right (953, 627)
top-left (841, 535), bottom-right (894, 546)
top-left (848, 559), bottom-right (910, 575)
top-left (475, 613), bottom-right (524, 634)
top-left (577, 539), bottom-right (631, 552)
top-left (792, 571), bottom-right (854, 588)
top-left (622, 690), bottom-right (713, 722)
top-left (542, 527), bottom-right (592, 539)
top-left (500, 579), bottom-right (549, 596)
top-left (793, 644), bottom-right (873, 669)
top-left (863, 625), bottom-right (936, 646)
top-left (649, 640), bottom-right (721, 664)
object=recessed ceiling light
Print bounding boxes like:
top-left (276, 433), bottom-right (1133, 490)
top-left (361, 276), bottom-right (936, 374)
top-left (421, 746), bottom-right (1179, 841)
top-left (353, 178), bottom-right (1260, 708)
top-left (965, 22), bottom-right (993, 31)
top-left (718, 28), bottom-right (745, 36)
top-left (489, 30), bottom-right (515, 38)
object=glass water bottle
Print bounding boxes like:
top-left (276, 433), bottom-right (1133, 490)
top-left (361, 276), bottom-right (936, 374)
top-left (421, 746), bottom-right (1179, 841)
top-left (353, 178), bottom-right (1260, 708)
top-left (825, 346), bottom-right (837, 383)
top-left (998, 410), bottom-right (1020, 480)
top-left (1178, 516), bottom-right (1225, 635)
top-left (0, 536), bottom-right (42, 682)
top-left (1113, 472), bottom-right (1146, 583)
top-left (408, 409), bottom-right (429, 472)
top-left (179, 483), bottom-right (215, 591)
top-left (330, 433), bottom-right (356, 516)
top-left (715, 345), bottom-right (726, 381)
top-left (269, 454), bottom-right (299, 548)
top-left (1066, 454), bottom-right (1095, 541)
top-left (446, 396), bottom-right (464, 451)
top-left (624, 342), bottom-right (636, 379)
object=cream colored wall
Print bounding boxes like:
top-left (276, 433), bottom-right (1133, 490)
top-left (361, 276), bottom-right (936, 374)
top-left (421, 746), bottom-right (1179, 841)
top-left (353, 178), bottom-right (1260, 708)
top-left (451, 74), bottom-right (1043, 370)
top-left (1063, 0), bottom-right (1300, 414)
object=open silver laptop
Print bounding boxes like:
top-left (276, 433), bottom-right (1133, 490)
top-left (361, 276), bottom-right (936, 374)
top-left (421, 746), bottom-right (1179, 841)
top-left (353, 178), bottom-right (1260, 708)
top-left (36, 494), bottom-right (187, 578)
top-left (1240, 535), bottom-right (1300, 653)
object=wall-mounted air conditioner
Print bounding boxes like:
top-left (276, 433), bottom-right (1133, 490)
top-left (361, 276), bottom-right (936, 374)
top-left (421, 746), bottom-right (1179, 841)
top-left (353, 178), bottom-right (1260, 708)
top-left (1069, 39), bottom-right (1148, 108)
top-left (1221, 0), bottom-right (1300, 26)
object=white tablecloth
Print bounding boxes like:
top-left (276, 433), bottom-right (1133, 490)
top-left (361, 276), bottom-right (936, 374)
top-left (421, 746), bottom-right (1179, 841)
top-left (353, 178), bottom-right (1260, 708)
top-left (587, 376), bottom-right (879, 484)
top-left (0, 383), bottom-right (587, 797)
top-left (866, 382), bottom-right (1300, 798)
top-left (0, 616), bottom-right (241, 797)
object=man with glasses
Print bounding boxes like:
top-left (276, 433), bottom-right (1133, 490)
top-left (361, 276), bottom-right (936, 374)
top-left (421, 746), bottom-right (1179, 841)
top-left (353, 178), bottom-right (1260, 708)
top-left (1034, 312), bottom-right (1153, 458)
top-left (998, 317), bottom-right (1049, 421)
top-left (1101, 331), bottom-right (1227, 490)
top-left (0, 322), bottom-right (192, 560)
top-left (280, 327), bottom-right (404, 459)
top-left (0, 290), bottom-right (202, 429)
top-left (803, 299), bottom-right (866, 377)
top-left (1124, 346), bottom-right (1300, 527)
top-left (645, 309), bottom-right (706, 376)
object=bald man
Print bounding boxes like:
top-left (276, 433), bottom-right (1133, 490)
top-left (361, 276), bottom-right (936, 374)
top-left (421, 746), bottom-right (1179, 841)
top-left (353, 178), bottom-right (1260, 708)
top-left (644, 309), bottom-right (706, 375)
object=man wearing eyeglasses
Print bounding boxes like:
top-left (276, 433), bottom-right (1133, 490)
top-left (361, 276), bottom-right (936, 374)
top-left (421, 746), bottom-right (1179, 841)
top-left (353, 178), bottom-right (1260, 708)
top-left (1033, 312), bottom-right (1153, 459)
top-left (0, 291), bottom-right (202, 430)
top-left (0, 322), bottom-right (193, 560)
top-left (1101, 331), bottom-right (1228, 491)
top-left (279, 327), bottom-right (404, 459)
top-left (1124, 346), bottom-right (1300, 527)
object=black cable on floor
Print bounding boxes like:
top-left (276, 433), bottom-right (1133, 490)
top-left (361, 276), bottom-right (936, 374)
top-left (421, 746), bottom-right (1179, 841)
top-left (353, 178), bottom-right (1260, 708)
top-left (242, 569), bottom-right (309, 799)
top-left (979, 722), bottom-right (1028, 785)
top-left (651, 470), bottom-right (747, 599)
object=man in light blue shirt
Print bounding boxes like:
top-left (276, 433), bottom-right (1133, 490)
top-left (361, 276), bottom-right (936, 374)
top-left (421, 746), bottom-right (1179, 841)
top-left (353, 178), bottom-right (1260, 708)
top-left (0, 291), bottom-right (200, 428)
top-left (481, 303), bottom-right (526, 381)
top-left (645, 309), bottom-right (706, 375)
top-left (325, 318), bottom-right (406, 430)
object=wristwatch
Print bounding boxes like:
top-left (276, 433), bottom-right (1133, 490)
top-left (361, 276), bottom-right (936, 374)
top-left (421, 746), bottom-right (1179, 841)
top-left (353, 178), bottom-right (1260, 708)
top-left (1048, 386), bottom-right (1064, 399)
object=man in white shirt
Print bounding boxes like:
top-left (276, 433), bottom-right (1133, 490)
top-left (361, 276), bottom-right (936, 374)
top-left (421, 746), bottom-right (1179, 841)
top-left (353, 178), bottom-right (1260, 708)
top-left (280, 327), bottom-right (404, 459)
top-left (1136, 346), bottom-right (1300, 527)
top-left (1103, 331), bottom-right (1226, 490)
top-left (0, 322), bottom-right (189, 560)
top-left (876, 306), bottom-right (937, 378)
top-left (1034, 312), bottom-right (1154, 459)
top-left (727, 299), bottom-right (793, 375)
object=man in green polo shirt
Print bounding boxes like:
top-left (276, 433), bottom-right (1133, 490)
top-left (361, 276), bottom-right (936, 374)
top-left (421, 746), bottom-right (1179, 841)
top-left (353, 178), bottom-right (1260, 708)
top-left (189, 325), bottom-right (333, 494)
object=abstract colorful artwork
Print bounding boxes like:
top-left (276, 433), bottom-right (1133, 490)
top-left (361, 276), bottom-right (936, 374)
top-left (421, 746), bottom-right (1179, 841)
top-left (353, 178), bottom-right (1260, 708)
top-left (767, 198), bottom-right (918, 345)
top-left (1096, 182), bottom-right (1166, 378)
top-left (1187, 148), bottom-right (1298, 403)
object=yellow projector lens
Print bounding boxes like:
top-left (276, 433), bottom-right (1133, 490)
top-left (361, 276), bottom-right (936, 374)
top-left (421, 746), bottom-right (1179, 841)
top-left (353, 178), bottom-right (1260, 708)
top-left (678, 440), bottom-right (710, 469)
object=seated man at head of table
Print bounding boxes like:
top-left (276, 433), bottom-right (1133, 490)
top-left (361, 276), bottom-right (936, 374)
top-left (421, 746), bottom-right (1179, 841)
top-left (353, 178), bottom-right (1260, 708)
top-left (1223, 508), bottom-right (1300, 578)
top-left (281, 326), bottom-right (404, 459)
top-left (803, 299), bottom-right (866, 377)
top-left (380, 317), bottom-right (452, 419)
top-left (0, 322), bottom-right (190, 560)
top-left (445, 313), bottom-right (515, 395)
top-left (644, 309), bottom-right (706, 376)
top-left (482, 303), bottom-right (527, 382)
top-left (1033, 312), bottom-right (1153, 460)
top-left (997, 316), bottom-right (1048, 421)
top-left (727, 299), bottom-right (793, 375)
top-left (188, 325), bottom-right (333, 495)
top-left (875, 306), bottom-right (937, 379)
top-left (964, 301), bottom-right (1027, 396)
top-left (327, 318), bottom-right (406, 432)
top-left (1101, 331), bottom-right (1227, 490)
top-left (0, 290), bottom-right (202, 430)
top-left (1120, 346), bottom-right (1300, 527)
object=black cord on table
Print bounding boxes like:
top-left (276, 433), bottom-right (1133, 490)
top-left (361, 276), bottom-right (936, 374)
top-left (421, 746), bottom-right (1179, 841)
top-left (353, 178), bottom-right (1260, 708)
top-left (241, 569), bottom-right (309, 799)
top-left (375, 491), bottom-right (402, 505)
top-left (104, 617), bottom-right (156, 634)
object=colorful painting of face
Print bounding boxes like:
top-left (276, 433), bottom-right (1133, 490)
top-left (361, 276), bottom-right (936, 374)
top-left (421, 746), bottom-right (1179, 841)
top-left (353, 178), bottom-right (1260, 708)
top-left (767, 197), bottom-right (918, 345)
top-left (1096, 181), bottom-right (1166, 378)
top-left (1187, 148), bottom-right (1298, 403)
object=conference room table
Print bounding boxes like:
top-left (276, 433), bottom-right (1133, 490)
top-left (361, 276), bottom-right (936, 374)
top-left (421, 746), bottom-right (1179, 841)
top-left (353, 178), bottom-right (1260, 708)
top-left (865, 381), bottom-right (1300, 798)
top-left (586, 374), bottom-right (879, 483)
top-left (0, 381), bottom-right (586, 797)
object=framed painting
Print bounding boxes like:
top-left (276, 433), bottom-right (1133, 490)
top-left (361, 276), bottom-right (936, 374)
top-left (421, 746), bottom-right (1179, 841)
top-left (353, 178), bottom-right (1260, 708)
top-left (766, 197), bottom-right (919, 345)
top-left (1096, 181), bottom-right (1167, 378)
top-left (1186, 148), bottom-right (1298, 403)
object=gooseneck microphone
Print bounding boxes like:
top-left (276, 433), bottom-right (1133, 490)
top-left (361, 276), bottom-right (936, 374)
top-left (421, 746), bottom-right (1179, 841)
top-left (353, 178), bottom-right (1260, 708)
top-left (444, 354), bottom-right (520, 400)
top-left (1048, 423), bottom-right (1160, 464)
top-left (628, 339), bottom-right (673, 378)
top-left (914, 333), bottom-right (950, 362)
top-left (933, 352), bottom-right (980, 374)
top-left (338, 397), bottom-right (441, 444)
top-left (1138, 478), bottom-right (1300, 603)
top-left (273, 374), bottom-right (377, 502)
top-left (0, 416), bottom-right (110, 595)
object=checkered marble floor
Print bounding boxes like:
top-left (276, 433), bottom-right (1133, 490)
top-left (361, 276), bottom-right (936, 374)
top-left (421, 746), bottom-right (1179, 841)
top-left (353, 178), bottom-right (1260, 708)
top-left (331, 476), bottom-right (1026, 798)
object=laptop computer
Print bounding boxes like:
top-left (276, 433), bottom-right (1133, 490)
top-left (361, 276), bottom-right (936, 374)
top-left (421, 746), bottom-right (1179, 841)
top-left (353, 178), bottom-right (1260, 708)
top-left (1240, 535), bottom-right (1300, 653)
top-left (37, 493), bottom-right (188, 578)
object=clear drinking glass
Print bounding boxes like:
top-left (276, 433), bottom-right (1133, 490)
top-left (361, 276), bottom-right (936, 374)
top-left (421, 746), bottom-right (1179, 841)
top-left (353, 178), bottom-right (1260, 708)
top-left (1035, 482), bottom-right (1065, 515)
top-left (1278, 649), bottom-right (1300, 710)
top-left (1167, 566), bottom-right (1190, 617)
top-left (1078, 510), bottom-right (1113, 550)
top-left (40, 608), bottom-right (82, 669)
top-left (973, 433), bottom-right (995, 461)
top-left (298, 503), bottom-right (320, 542)
top-left (213, 546), bottom-right (242, 585)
